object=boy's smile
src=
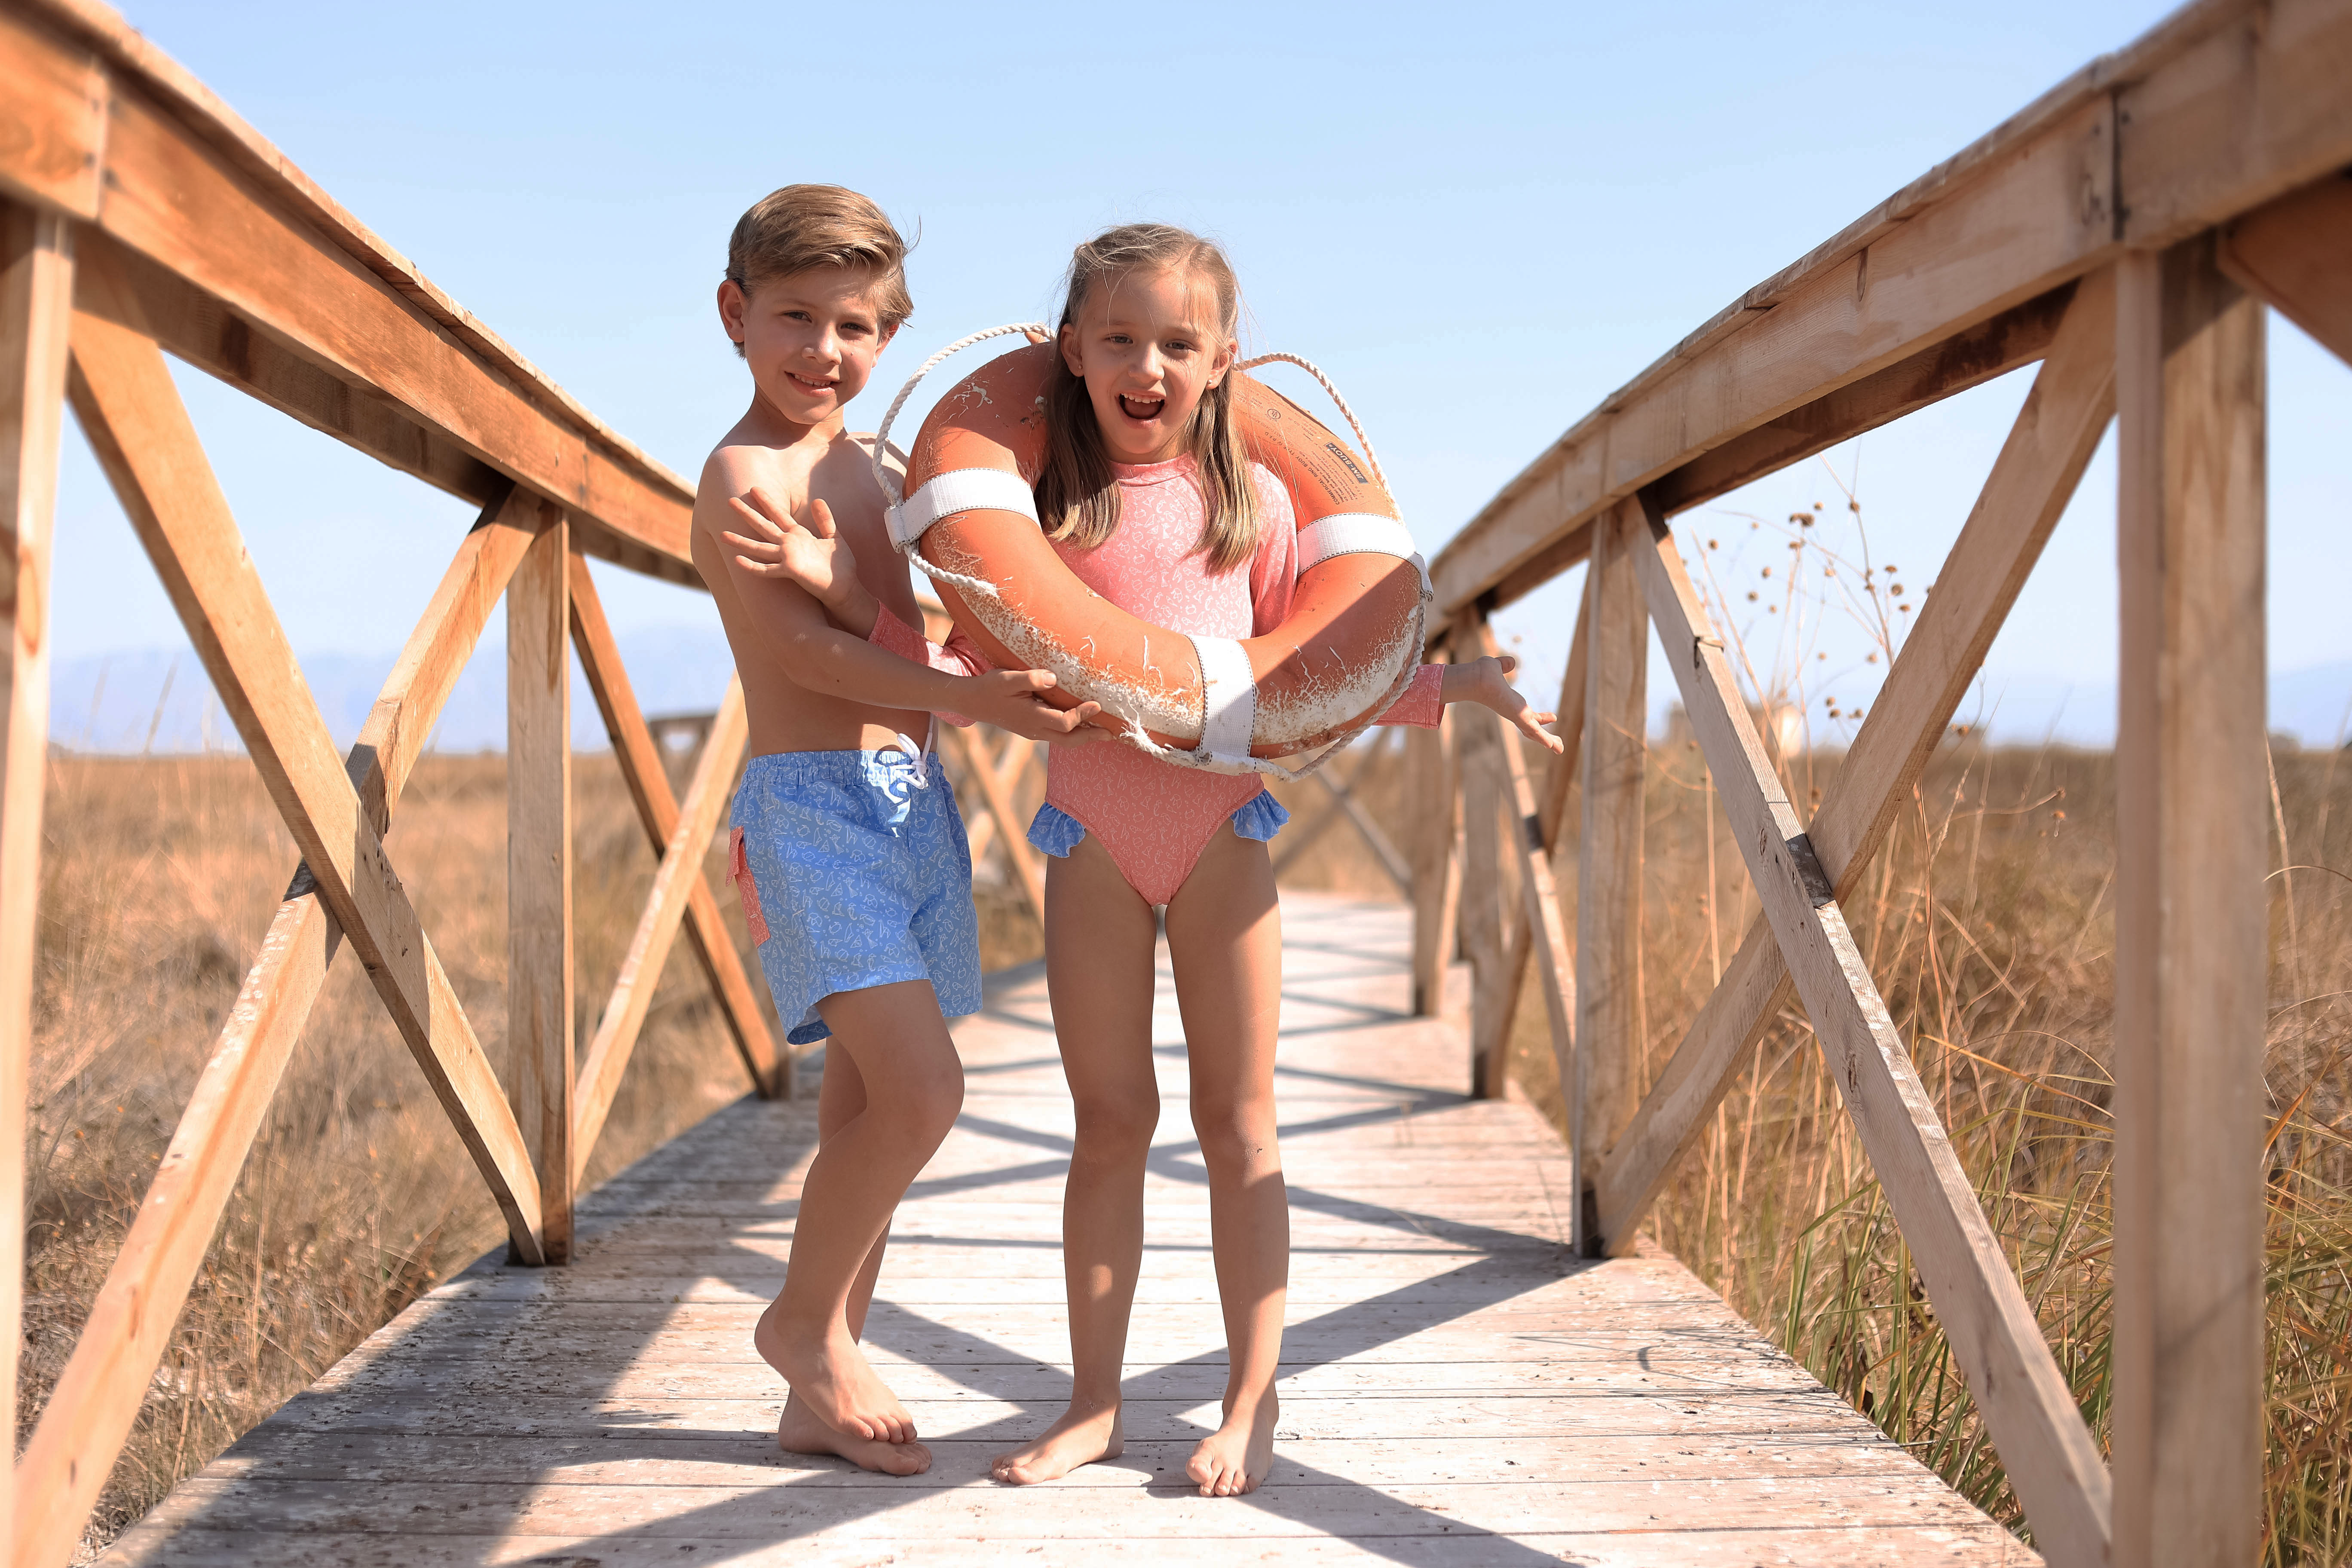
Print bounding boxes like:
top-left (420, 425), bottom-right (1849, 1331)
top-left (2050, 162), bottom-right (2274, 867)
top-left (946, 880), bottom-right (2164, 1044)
top-left (720, 266), bottom-right (897, 434)
top-left (1059, 269), bottom-right (1235, 466)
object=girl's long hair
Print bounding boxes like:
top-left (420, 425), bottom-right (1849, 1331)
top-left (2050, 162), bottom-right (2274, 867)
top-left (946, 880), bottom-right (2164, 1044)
top-left (1034, 224), bottom-right (1260, 573)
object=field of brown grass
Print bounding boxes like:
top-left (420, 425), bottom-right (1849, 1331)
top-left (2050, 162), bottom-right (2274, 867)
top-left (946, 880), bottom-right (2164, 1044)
top-left (25, 723), bottom-right (2352, 1563)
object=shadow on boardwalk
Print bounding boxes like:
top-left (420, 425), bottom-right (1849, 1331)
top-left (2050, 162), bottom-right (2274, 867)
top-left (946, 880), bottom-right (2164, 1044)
top-left (102, 895), bottom-right (2034, 1567)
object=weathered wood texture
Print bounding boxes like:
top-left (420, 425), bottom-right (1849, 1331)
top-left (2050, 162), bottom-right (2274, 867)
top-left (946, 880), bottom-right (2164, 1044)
top-left (0, 0), bottom-right (698, 583)
top-left (508, 516), bottom-right (574, 1263)
top-left (0, 196), bottom-right (71, 1560)
top-left (2110, 236), bottom-right (2267, 1568)
top-left (1427, 0), bottom-right (2352, 626)
top-left (1575, 504), bottom-right (1646, 1253)
top-left (1634, 511), bottom-right (2110, 1564)
top-left (1593, 268), bottom-right (2120, 1255)
top-left (100, 897), bottom-right (2034, 1568)
top-left (2217, 171), bottom-right (2352, 366)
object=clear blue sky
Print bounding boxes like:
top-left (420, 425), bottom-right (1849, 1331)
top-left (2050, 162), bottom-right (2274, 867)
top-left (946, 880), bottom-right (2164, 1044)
top-left (48, 0), bottom-right (2351, 744)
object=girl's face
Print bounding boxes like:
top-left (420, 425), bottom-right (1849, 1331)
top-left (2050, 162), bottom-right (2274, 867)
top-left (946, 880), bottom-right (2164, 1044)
top-left (1057, 267), bottom-right (1236, 465)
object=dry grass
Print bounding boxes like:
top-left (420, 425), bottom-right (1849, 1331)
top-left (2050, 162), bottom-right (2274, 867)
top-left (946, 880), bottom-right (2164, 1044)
top-left (24, 750), bottom-right (788, 1557)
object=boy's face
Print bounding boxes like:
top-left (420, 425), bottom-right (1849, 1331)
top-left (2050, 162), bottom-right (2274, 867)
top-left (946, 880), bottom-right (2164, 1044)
top-left (719, 266), bottom-right (897, 429)
top-left (1058, 267), bottom-right (1235, 466)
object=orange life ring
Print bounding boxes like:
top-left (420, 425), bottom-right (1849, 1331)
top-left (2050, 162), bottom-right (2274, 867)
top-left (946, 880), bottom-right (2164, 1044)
top-left (877, 331), bottom-right (1429, 775)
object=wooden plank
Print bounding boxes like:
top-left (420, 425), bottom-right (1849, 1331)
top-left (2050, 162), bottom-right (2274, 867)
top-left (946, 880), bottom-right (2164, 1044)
top-left (0, 7), bottom-right (104, 219)
top-left (1304, 733), bottom-right (1412, 895)
top-left (1575, 503), bottom-right (1646, 1253)
top-left (2110, 235), bottom-right (2267, 1568)
top-left (61, 294), bottom-right (545, 1258)
top-left (0, 5), bottom-right (697, 581)
top-left (1633, 507), bottom-right (2109, 1565)
top-left (567, 552), bottom-right (782, 1099)
top-left (9, 491), bottom-right (542, 1568)
top-left (2115, 0), bottom-right (2352, 247)
top-left (940, 718), bottom-right (1045, 924)
top-left (1430, 0), bottom-right (2352, 629)
top-left (572, 680), bottom-right (750, 1187)
top-left (2217, 170), bottom-right (2352, 366)
top-left (1594, 268), bottom-right (2120, 1253)
top-left (1455, 677), bottom-right (1512, 1082)
top-left (1428, 92), bottom-right (2120, 625)
top-left (1405, 678), bottom-right (1458, 1018)
top-left (0, 196), bottom-right (70, 1565)
top-left (1648, 285), bottom-right (2073, 520)
top-left (508, 514), bottom-right (573, 1263)
top-left (1486, 692), bottom-right (1574, 1116)
top-left (1483, 587), bottom-right (1589, 1098)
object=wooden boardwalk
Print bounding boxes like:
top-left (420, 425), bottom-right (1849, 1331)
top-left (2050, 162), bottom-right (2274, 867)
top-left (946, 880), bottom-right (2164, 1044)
top-left (104, 894), bottom-right (2033, 1566)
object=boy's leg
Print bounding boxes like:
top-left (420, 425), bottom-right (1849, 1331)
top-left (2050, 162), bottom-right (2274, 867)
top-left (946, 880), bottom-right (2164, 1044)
top-left (1163, 827), bottom-right (1287, 1498)
top-left (773, 1035), bottom-right (914, 1470)
top-left (754, 979), bottom-right (962, 1459)
top-left (991, 835), bottom-right (1161, 1485)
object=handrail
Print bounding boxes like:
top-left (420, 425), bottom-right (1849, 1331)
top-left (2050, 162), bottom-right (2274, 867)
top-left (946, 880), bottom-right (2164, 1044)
top-left (0, 1), bottom-right (792, 1561)
top-left (1402, 0), bottom-right (2352, 1562)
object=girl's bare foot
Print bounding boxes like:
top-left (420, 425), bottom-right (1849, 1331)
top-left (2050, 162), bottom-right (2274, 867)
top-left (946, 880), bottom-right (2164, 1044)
top-left (776, 1391), bottom-right (931, 1476)
top-left (989, 1402), bottom-right (1124, 1485)
top-left (1185, 1394), bottom-right (1276, 1497)
top-left (753, 1311), bottom-right (916, 1445)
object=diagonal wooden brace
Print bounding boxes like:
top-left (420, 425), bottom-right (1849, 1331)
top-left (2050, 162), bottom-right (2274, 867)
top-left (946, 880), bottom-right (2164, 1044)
top-left (63, 287), bottom-right (545, 1265)
top-left (8, 490), bottom-right (542, 1568)
top-left (1594, 268), bottom-right (2119, 1258)
top-left (568, 552), bottom-right (782, 1099)
top-left (1632, 494), bottom-right (2111, 1564)
top-left (573, 678), bottom-right (750, 1186)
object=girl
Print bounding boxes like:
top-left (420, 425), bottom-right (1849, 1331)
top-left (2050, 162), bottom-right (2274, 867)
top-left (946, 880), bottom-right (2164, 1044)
top-left (729, 224), bottom-right (1559, 1496)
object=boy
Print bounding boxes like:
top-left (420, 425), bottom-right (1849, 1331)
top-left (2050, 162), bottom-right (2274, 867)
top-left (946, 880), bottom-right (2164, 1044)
top-left (697, 184), bottom-right (1099, 1477)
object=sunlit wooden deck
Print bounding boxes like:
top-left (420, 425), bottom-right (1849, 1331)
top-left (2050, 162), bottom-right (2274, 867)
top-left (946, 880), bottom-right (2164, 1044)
top-left (102, 894), bottom-right (2031, 1565)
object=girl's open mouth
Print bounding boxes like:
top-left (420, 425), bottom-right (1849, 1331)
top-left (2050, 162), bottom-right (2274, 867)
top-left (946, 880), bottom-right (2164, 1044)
top-left (1118, 393), bottom-right (1164, 422)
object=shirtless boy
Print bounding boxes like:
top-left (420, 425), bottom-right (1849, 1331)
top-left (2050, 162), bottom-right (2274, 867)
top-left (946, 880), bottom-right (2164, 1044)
top-left (698, 184), bottom-right (1099, 1477)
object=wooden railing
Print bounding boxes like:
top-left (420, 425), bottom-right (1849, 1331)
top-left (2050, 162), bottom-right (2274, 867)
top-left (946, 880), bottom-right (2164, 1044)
top-left (0, 1), bottom-right (790, 1561)
top-left (1407, 0), bottom-right (2352, 1562)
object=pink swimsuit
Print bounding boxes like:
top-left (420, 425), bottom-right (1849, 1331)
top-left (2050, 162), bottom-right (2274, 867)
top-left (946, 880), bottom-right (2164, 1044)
top-left (874, 456), bottom-right (1442, 905)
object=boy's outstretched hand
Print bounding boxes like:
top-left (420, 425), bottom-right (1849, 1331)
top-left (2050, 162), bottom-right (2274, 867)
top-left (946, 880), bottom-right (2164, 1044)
top-left (1444, 655), bottom-right (1563, 754)
top-left (725, 489), bottom-right (867, 618)
top-left (964, 669), bottom-right (1106, 745)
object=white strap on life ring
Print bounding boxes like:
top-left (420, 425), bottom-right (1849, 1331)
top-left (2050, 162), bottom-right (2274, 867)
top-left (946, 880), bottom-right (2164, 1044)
top-left (1185, 634), bottom-right (1259, 766)
top-left (1296, 512), bottom-right (1431, 595)
top-left (887, 467), bottom-right (1040, 548)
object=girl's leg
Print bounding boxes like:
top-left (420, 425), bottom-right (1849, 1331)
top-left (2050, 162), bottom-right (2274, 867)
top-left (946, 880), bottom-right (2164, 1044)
top-left (754, 979), bottom-right (962, 1473)
top-left (773, 1034), bottom-right (922, 1472)
top-left (1162, 826), bottom-right (1286, 1497)
top-left (991, 834), bottom-right (1161, 1484)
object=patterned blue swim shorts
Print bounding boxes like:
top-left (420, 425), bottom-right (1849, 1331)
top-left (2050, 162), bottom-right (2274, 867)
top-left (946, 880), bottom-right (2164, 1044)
top-left (726, 736), bottom-right (982, 1046)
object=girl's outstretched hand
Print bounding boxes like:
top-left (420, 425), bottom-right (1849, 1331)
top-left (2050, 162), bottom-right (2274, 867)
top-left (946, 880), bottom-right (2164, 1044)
top-left (1444, 655), bottom-right (1564, 754)
top-left (724, 489), bottom-right (867, 617)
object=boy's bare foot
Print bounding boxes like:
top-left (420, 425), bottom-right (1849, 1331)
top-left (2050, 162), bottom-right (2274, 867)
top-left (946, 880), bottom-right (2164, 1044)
top-left (777, 1391), bottom-right (931, 1476)
top-left (753, 1312), bottom-right (916, 1445)
top-left (1185, 1394), bottom-right (1277, 1497)
top-left (989, 1403), bottom-right (1124, 1485)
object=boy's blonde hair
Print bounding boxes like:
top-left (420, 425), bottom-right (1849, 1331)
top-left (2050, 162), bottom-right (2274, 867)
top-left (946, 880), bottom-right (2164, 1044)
top-left (725, 184), bottom-right (913, 331)
top-left (1035, 224), bottom-right (1259, 574)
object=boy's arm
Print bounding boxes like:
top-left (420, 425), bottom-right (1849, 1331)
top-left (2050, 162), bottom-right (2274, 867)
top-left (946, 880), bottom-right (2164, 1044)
top-left (705, 496), bottom-right (1096, 739)
top-left (724, 490), bottom-right (996, 678)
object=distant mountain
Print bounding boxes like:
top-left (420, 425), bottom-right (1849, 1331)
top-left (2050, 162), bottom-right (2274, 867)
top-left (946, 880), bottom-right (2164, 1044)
top-left (48, 637), bottom-right (2352, 754)
top-left (51, 625), bottom-right (740, 755)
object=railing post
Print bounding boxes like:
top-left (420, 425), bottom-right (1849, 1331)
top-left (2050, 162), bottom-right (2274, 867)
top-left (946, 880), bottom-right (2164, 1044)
top-left (1456, 617), bottom-right (1518, 1085)
top-left (508, 506), bottom-right (574, 1263)
top-left (1575, 501), bottom-right (1647, 1254)
top-left (2112, 234), bottom-right (2267, 1568)
top-left (1408, 645), bottom-right (1460, 1019)
top-left (0, 199), bottom-right (73, 1559)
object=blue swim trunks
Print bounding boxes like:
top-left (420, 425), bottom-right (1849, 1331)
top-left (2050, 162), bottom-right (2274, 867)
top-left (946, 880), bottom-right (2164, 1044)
top-left (726, 737), bottom-right (982, 1046)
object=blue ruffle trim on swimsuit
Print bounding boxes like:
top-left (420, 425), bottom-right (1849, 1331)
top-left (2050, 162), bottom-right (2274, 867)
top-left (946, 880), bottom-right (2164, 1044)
top-left (1230, 789), bottom-right (1291, 843)
top-left (1026, 792), bottom-right (1291, 860)
top-left (1027, 802), bottom-right (1088, 859)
